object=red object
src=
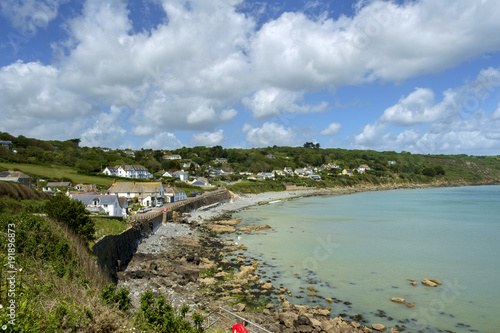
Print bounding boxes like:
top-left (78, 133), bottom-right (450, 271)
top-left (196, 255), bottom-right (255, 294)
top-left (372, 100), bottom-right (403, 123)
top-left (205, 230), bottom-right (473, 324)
top-left (232, 323), bottom-right (248, 333)
top-left (163, 208), bottom-right (167, 212)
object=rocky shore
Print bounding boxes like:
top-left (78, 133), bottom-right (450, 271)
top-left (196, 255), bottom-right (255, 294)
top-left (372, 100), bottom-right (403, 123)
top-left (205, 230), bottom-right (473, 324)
top-left (117, 182), bottom-right (497, 332)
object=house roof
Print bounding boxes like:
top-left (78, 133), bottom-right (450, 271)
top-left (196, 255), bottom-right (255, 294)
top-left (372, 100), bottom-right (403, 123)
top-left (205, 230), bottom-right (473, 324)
top-left (120, 165), bottom-right (148, 171)
top-left (46, 182), bottom-right (72, 187)
top-left (164, 187), bottom-right (184, 194)
top-left (0, 171), bottom-right (30, 179)
top-left (71, 194), bottom-right (119, 206)
top-left (107, 182), bottom-right (163, 194)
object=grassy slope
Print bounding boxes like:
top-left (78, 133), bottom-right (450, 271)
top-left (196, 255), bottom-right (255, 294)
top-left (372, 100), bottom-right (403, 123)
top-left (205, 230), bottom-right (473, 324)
top-left (0, 162), bottom-right (114, 187)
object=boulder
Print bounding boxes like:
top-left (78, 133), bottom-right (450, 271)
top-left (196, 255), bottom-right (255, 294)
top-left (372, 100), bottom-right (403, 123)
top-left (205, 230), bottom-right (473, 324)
top-left (429, 278), bottom-right (442, 285)
top-left (295, 314), bottom-right (312, 326)
top-left (325, 298), bottom-right (333, 303)
top-left (233, 303), bottom-right (246, 312)
top-left (262, 282), bottom-right (274, 290)
top-left (422, 279), bottom-right (437, 287)
top-left (390, 297), bottom-right (405, 304)
top-left (410, 282), bottom-right (418, 286)
top-left (372, 323), bottom-right (387, 331)
top-left (406, 302), bottom-right (415, 308)
top-left (279, 312), bottom-right (298, 328)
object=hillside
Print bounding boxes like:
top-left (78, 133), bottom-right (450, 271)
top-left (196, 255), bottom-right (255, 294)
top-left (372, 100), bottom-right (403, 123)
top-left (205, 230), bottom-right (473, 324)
top-left (1, 132), bottom-right (500, 193)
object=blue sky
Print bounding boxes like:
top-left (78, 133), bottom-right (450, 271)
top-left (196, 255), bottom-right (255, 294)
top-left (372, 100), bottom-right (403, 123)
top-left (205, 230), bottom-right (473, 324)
top-left (1, 0), bottom-right (500, 155)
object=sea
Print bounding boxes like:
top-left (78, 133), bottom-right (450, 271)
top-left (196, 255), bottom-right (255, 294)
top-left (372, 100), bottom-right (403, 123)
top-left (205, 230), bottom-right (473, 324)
top-left (228, 185), bottom-right (500, 333)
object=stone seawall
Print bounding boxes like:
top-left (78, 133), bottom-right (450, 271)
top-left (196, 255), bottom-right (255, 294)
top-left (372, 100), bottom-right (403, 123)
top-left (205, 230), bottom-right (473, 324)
top-left (92, 189), bottom-right (231, 281)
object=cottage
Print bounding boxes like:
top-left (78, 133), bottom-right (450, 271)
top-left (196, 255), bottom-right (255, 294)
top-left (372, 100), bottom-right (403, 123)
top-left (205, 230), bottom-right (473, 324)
top-left (214, 158), bottom-right (227, 164)
top-left (342, 169), bottom-right (353, 176)
top-left (164, 154), bottom-right (182, 160)
top-left (308, 174), bottom-right (321, 181)
top-left (0, 171), bottom-right (31, 187)
top-left (106, 182), bottom-right (164, 205)
top-left (74, 184), bottom-right (97, 192)
top-left (164, 186), bottom-right (187, 203)
top-left (248, 174), bottom-right (265, 181)
top-left (388, 160), bottom-right (396, 165)
top-left (284, 167), bottom-right (293, 175)
top-left (103, 165), bottom-right (152, 179)
top-left (294, 169), bottom-right (306, 176)
top-left (71, 194), bottom-right (127, 218)
top-left (357, 164), bottom-right (371, 173)
top-left (273, 169), bottom-right (285, 176)
top-left (0, 141), bottom-right (13, 150)
top-left (44, 182), bottom-right (72, 192)
top-left (259, 172), bottom-right (275, 180)
top-left (190, 177), bottom-right (211, 187)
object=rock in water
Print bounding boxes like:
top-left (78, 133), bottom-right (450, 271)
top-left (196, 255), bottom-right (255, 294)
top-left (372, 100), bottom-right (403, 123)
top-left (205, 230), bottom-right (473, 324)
top-left (390, 297), bottom-right (405, 304)
top-left (422, 278), bottom-right (438, 287)
top-left (372, 323), bottom-right (387, 331)
top-left (429, 278), bottom-right (442, 285)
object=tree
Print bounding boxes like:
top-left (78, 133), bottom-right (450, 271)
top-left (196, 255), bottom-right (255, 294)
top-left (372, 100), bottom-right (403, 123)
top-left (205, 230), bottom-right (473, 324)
top-left (44, 194), bottom-right (96, 242)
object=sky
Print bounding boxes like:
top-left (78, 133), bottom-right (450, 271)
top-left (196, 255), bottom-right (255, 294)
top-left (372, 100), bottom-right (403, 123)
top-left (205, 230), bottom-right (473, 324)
top-left (1, 0), bottom-right (500, 155)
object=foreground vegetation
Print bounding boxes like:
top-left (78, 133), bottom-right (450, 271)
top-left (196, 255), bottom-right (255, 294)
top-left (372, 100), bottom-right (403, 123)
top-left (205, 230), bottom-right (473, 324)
top-left (0, 183), bottom-right (204, 332)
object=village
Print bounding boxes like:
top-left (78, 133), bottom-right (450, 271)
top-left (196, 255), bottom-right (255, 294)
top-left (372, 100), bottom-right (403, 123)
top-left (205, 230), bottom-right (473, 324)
top-left (0, 147), bottom-right (381, 220)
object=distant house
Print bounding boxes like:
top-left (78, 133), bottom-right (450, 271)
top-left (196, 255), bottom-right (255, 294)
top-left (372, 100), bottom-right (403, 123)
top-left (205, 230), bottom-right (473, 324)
top-left (122, 150), bottom-right (135, 157)
top-left (164, 186), bottom-right (187, 203)
top-left (342, 169), bottom-right (353, 176)
top-left (259, 172), bottom-right (275, 180)
top-left (0, 141), bottom-right (13, 150)
top-left (101, 147), bottom-right (111, 152)
top-left (308, 174), bottom-right (321, 181)
top-left (70, 194), bottom-right (127, 218)
top-left (103, 165), bottom-right (152, 179)
top-left (294, 169), bottom-right (306, 176)
top-left (388, 160), bottom-right (396, 165)
top-left (273, 169), bottom-right (285, 176)
top-left (44, 182), bottom-right (72, 192)
top-left (0, 171), bottom-right (31, 187)
top-left (74, 184), bottom-right (97, 192)
top-left (248, 174), bottom-right (265, 181)
top-left (357, 164), bottom-right (371, 173)
top-left (182, 161), bottom-right (200, 169)
top-left (284, 167), bottom-right (293, 175)
top-left (266, 154), bottom-right (276, 160)
top-left (106, 182), bottom-right (164, 205)
top-left (214, 158), bottom-right (227, 164)
top-left (190, 177), bottom-right (211, 187)
top-left (163, 154), bottom-right (182, 160)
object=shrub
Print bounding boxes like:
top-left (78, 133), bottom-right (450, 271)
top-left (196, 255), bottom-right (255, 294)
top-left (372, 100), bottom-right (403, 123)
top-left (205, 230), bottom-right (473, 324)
top-left (44, 193), bottom-right (96, 242)
top-left (100, 284), bottom-right (132, 311)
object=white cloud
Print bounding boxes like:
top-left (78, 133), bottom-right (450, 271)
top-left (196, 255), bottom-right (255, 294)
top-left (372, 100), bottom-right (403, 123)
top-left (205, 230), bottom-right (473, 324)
top-left (80, 106), bottom-right (127, 148)
top-left (353, 67), bottom-right (500, 154)
top-left (250, 0), bottom-right (500, 89)
top-left (191, 130), bottom-right (226, 147)
top-left (243, 122), bottom-right (298, 147)
top-left (143, 132), bottom-right (183, 150)
top-left (242, 88), bottom-right (328, 119)
top-left (320, 122), bottom-right (341, 136)
top-left (1, 0), bottom-right (61, 36)
top-left (0, 60), bottom-right (97, 140)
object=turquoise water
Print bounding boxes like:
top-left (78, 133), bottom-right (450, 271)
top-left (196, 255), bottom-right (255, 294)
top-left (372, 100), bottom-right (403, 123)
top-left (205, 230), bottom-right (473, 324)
top-left (230, 186), bottom-right (500, 333)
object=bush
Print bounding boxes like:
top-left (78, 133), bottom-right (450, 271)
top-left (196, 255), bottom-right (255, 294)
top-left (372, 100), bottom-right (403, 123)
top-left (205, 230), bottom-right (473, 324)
top-left (100, 284), bottom-right (132, 311)
top-left (136, 290), bottom-right (203, 332)
top-left (44, 194), bottom-right (96, 242)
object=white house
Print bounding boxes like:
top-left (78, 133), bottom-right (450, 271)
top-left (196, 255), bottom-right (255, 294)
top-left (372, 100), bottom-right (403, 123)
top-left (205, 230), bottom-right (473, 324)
top-left (273, 170), bottom-right (285, 176)
top-left (71, 194), bottom-right (127, 218)
top-left (164, 187), bottom-right (188, 202)
top-left (284, 167), bottom-right (293, 175)
top-left (259, 172), bottom-right (275, 180)
top-left (357, 164), bottom-right (371, 173)
top-left (190, 177), bottom-right (211, 187)
top-left (294, 169), bottom-right (306, 176)
top-left (106, 182), bottom-right (164, 205)
top-left (388, 160), bottom-right (396, 165)
top-left (103, 165), bottom-right (152, 179)
top-left (164, 154), bottom-right (182, 160)
top-left (308, 174), bottom-right (321, 181)
top-left (342, 169), bottom-right (353, 176)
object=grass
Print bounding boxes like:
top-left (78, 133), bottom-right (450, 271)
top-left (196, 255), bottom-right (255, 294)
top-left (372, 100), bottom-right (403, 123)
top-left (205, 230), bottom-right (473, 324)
top-left (0, 162), bottom-right (115, 187)
top-left (93, 217), bottom-right (128, 242)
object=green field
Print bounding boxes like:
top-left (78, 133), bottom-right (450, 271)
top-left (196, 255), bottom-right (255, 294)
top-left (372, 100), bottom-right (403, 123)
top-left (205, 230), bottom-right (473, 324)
top-left (0, 162), bottom-right (114, 187)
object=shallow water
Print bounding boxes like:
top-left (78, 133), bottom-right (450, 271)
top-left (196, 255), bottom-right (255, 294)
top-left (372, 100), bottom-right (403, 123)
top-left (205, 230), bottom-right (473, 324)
top-left (231, 185), bottom-right (500, 333)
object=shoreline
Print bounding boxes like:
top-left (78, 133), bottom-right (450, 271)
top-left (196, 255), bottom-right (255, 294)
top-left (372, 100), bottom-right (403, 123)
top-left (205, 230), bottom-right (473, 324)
top-left (117, 181), bottom-right (497, 332)
top-left (189, 181), bottom-right (497, 222)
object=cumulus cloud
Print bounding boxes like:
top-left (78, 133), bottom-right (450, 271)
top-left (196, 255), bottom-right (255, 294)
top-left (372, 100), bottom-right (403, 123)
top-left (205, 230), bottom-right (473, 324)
top-left (242, 88), bottom-right (328, 119)
top-left (320, 122), bottom-right (341, 136)
top-left (143, 132), bottom-right (183, 150)
top-left (80, 106), bottom-right (127, 148)
top-left (1, 0), bottom-right (61, 36)
top-left (353, 67), bottom-right (500, 154)
top-left (243, 122), bottom-right (298, 147)
top-left (191, 129), bottom-right (226, 147)
top-left (0, 60), bottom-right (97, 140)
